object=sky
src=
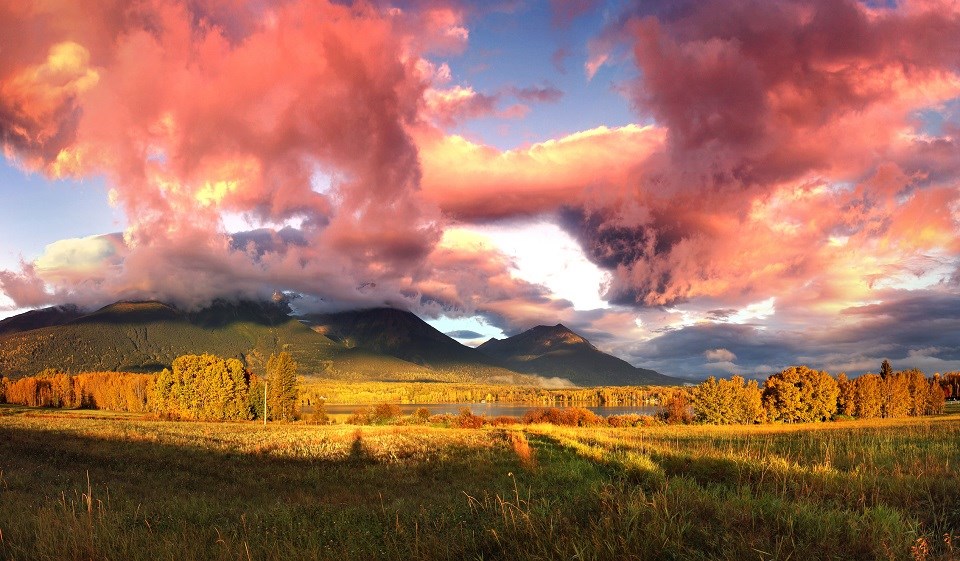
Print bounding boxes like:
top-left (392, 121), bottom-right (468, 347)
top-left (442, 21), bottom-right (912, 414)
top-left (1, 0), bottom-right (959, 380)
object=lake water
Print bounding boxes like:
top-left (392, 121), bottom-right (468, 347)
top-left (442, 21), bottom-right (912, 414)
top-left (319, 403), bottom-right (662, 418)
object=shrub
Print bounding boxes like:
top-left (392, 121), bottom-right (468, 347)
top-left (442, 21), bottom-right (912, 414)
top-left (457, 407), bottom-right (484, 429)
top-left (427, 413), bottom-right (454, 426)
top-left (523, 407), bottom-right (602, 427)
top-left (487, 415), bottom-right (521, 426)
top-left (410, 407), bottom-right (431, 424)
top-left (660, 391), bottom-right (693, 424)
top-left (607, 414), bottom-right (649, 428)
top-left (346, 406), bottom-right (372, 425)
top-left (372, 403), bottom-right (402, 424)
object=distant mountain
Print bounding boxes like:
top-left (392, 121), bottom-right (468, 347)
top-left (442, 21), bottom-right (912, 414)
top-left (477, 323), bottom-right (677, 386)
top-left (299, 308), bottom-right (534, 383)
top-left (0, 304), bottom-right (84, 337)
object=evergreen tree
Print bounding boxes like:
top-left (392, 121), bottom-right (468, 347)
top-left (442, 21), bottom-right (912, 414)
top-left (880, 359), bottom-right (893, 379)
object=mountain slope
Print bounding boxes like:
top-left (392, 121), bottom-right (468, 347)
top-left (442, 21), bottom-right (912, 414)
top-left (0, 304), bottom-right (84, 337)
top-left (478, 323), bottom-right (677, 386)
top-left (0, 301), bottom-right (439, 381)
top-left (300, 308), bottom-right (537, 383)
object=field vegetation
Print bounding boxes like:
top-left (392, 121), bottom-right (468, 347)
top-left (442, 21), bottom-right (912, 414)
top-left (0, 405), bottom-right (957, 560)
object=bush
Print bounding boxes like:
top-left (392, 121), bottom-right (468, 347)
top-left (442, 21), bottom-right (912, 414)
top-left (372, 403), bottom-right (402, 424)
top-left (346, 406), bottom-right (372, 425)
top-left (427, 413), bottom-right (454, 427)
top-left (660, 392), bottom-right (693, 424)
top-left (523, 407), bottom-right (602, 427)
top-left (457, 407), bottom-right (484, 429)
top-left (606, 414), bottom-right (660, 428)
top-left (487, 415), bottom-right (521, 426)
top-left (306, 408), bottom-right (329, 425)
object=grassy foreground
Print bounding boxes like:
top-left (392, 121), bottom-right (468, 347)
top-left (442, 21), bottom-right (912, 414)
top-left (0, 406), bottom-right (958, 560)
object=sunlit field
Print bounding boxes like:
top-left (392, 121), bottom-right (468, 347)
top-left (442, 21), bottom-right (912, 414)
top-left (1, 405), bottom-right (958, 560)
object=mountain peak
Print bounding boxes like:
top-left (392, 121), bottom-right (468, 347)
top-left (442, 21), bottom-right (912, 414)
top-left (476, 322), bottom-right (677, 386)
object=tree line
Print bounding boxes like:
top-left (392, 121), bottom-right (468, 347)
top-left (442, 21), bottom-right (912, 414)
top-left (0, 352), bottom-right (300, 421)
top-left (689, 363), bottom-right (948, 424)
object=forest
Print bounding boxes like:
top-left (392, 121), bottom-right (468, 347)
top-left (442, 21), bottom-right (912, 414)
top-left (0, 352), bottom-right (299, 421)
top-left (0, 356), bottom-right (954, 425)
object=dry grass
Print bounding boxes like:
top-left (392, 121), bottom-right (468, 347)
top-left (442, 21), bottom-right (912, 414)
top-left (0, 403), bottom-right (957, 560)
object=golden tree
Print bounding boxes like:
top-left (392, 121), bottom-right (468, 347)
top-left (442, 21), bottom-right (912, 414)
top-left (691, 376), bottom-right (763, 424)
top-left (763, 366), bottom-right (838, 423)
top-left (853, 374), bottom-right (883, 419)
top-left (266, 351), bottom-right (299, 421)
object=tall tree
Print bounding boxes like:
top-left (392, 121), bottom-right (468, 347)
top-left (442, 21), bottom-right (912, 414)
top-left (266, 351), bottom-right (299, 421)
top-left (836, 373), bottom-right (856, 416)
top-left (853, 374), bottom-right (883, 419)
top-left (880, 359), bottom-right (893, 379)
top-left (926, 379), bottom-right (946, 415)
top-left (881, 372), bottom-right (911, 418)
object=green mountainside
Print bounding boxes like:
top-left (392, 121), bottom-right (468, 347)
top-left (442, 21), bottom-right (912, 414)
top-left (0, 301), bottom-right (435, 382)
top-left (477, 323), bottom-right (678, 386)
top-left (300, 308), bottom-right (540, 384)
top-left (0, 301), bottom-right (675, 386)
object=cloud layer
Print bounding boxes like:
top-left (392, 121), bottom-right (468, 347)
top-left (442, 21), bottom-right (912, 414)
top-left (2, 0), bottom-right (959, 377)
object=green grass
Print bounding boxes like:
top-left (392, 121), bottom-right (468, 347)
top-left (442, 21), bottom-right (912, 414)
top-left (0, 405), bottom-right (957, 560)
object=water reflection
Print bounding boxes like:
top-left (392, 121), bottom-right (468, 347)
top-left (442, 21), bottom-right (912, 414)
top-left (316, 403), bottom-right (661, 417)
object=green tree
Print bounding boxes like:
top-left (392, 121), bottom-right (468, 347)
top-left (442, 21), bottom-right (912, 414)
top-left (266, 351), bottom-right (299, 421)
top-left (0, 376), bottom-right (8, 403)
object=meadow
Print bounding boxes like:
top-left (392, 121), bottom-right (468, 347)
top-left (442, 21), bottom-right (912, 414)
top-left (0, 404), bottom-right (957, 560)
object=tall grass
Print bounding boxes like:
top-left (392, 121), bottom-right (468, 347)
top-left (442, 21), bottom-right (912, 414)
top-left (0, 404), bottom-right (957, 560)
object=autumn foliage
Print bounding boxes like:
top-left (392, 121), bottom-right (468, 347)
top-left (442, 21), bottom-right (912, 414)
top-left (692, 365), bottom-right (949, 424)
top-left (690, 376), bottom-right (763, 424)
top-left (1, 352), bottom-right (299, 421)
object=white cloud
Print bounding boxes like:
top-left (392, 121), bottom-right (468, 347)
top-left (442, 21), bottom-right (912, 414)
top-left (704, 348), bottom-right (736, 362)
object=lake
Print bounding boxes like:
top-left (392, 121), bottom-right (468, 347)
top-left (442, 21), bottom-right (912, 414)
top-left (318, 403), bottom-right (662, 418)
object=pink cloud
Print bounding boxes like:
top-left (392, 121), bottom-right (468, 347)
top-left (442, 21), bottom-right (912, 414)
top-left (0, 0), bottom-right (455, 309)
top-left (418, 124), bottom-right (666, 220)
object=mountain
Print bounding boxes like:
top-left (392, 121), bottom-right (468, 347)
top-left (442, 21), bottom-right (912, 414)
top-left (0, 304), bottom-right (84, 337)
top-left (0, 300), bottom-right (443, 382)
top-left (299, 308), bottom-right (532, 383)
top-left (0, 301), bottom-right (676, 387)
top-left (477, 323), bottom-right (677, 386)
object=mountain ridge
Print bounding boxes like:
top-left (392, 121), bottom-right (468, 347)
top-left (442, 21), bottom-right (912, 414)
top-left (0, 300), bottom-right (677, 386)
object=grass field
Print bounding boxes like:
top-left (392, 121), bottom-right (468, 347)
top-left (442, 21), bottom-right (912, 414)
top-left (0, 405), bottom-right (958, 560)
